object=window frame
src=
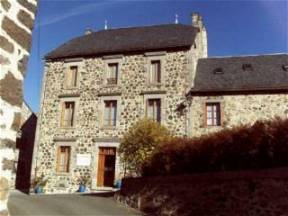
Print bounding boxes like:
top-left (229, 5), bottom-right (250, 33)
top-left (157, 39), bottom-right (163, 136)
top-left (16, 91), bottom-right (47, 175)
top-left (145, 52), bottom-right (166, 86)
top-left (149, 60), bottom-right (161, 84)
top-left (103, 56), bottom-right (122, 86)
top-left (106, 63), bottom-right (119, 85)
top-left (143, 93), bottom-right (166, 124)
top-left (146, 98), bottom-right (161, 123)
top-left (103, 100), bottom-right (118, 127)
top-left (63, 59), bottom-right (83, 89)
top-left (60, 101), bottom-right (75, 127)
top-left (56, 145), bottom-right (71, 173)
top-left (59, 97), bottom-right (79, 128)
top-left (205, 102), bottom-right (222, 127)
top-left (65, 65), bottom-right (78, 88)
top-left (54, 141), bottom-right (75, 175)
top-left (100, 95), bottom-right (121, 129)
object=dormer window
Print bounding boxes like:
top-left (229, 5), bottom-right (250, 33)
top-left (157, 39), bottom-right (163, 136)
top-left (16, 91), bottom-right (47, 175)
top-left (282, 65), bottom-right (288, 71)
top-left (213, 67), bottom-right (223, 74)
top-left (242, 63), bottom-right (253, 71)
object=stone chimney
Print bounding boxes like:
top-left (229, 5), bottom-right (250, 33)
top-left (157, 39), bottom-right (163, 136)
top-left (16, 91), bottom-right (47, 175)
top-left (191, 12), bottom-right (203, 28)
top-left (84, 28), bottom-right (92, 35)
top-left (191, 12), bottom-right (207, 58)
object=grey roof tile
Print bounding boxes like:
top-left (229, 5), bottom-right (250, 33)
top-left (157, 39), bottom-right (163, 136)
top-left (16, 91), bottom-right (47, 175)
top-left (45, 24), bottom-right (198, 59)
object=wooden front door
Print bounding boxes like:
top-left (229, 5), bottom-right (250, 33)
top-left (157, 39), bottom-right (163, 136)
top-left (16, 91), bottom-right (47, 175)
top-left (97, 147), bottom-right (116, 187)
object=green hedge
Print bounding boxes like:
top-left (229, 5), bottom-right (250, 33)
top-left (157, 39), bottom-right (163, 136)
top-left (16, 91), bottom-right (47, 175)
top-left (142, 118), bottom-right (288, 176)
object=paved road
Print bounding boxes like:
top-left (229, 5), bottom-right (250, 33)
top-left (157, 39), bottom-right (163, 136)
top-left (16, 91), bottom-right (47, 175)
top-left (8, 190), bottom-right (140, 216)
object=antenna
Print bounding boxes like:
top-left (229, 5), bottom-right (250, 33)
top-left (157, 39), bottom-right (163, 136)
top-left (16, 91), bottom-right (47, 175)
top-left (104, 20), bottom-right (108, 30)
top-left (175, 14), bottom-right (179, 24)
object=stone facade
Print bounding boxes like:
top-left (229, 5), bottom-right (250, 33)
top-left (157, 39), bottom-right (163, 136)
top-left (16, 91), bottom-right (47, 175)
top-left (34, 46), bottom-right (206, 193)
top-left (189, 94), bottom-right (288, 137)
top-left (33, 14), bottom-right (208, 194)
top-left (0, 0), bottom-right (37, 215)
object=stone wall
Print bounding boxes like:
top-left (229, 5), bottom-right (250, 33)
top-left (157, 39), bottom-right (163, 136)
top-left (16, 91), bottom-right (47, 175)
top-left (115, 168), bottom-right (288, 216)
top-left (34, 48), bottom-right (204, 193)
top-left (0, 0), bottom-right (37, 215)
top-left (189, 93), bottom-right (288, 137)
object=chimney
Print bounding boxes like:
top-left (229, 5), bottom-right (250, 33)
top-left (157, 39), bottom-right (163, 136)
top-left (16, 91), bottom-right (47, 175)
top-left (104, 20), bottom-right (108, 30)
top-left (84, 28), bottom-right (92, 35)
top-left (191, 12), bottom-right (203, 28)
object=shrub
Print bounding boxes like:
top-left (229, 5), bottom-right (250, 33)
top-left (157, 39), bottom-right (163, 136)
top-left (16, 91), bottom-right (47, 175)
top-left (142, 118), bottom-right (288, 176)
top-left (118, 118), bottom-right (171, 176)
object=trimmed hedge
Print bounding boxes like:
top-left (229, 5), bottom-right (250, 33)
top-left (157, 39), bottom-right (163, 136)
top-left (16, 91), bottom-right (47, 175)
top-left (142, 118), bottom-right (288, 176)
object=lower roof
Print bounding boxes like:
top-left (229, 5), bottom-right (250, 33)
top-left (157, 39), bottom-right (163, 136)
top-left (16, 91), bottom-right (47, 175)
top-left (189, 54), bottom-right (288, 95)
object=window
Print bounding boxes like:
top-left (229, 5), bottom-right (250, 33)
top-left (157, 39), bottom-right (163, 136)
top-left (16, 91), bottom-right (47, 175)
top-left (61, 101), bottom-right (75, 127)
top-left (206, 103), bottom-right (221, 126)
top-left (56, 146), bottom-right (71, 173)
top-left (104, 100), bottom-right (117, 126)
top-left (147, 99), bottom-right (161, 122)
top-left (213, 68), bottom-right (224, 74)
top-left (107, 63), bottom-right (118, 85)
top-left (242, 64), bottom-right (253, 71)
top-left (149, 60), bottom-right (161, 84)
top-left (66, 66), bottom-right (78, 87)
top-left (282, 65), bottom-right (288, 71)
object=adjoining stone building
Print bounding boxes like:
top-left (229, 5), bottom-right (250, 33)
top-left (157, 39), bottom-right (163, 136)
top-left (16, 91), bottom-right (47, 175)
top-left (187, 54), bottom-right (288, 137)
top-left (33, 13), bottom-right (287, 194)
top-left (0, 0), bottom-right (37, 215)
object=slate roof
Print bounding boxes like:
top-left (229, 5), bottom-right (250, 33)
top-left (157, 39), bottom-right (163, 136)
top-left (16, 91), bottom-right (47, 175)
top-left (189, 54), bottom-right (288, 94)
top-left (45, 24), bottom-right (198, 59)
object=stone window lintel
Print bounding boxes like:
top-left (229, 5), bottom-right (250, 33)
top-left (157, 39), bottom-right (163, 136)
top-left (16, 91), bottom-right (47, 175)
top-left (144, 51), bottom-right (166, 57)
top-left (102, 54), bottom-right (123, 60)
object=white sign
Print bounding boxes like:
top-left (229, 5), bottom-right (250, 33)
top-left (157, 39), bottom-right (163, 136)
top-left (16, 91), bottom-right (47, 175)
top-left (76, 154), bottom-right (91, 166)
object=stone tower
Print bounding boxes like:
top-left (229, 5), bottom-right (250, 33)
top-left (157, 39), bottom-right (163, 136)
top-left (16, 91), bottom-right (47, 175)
top-left (0, 0), bottom-right (37, 215)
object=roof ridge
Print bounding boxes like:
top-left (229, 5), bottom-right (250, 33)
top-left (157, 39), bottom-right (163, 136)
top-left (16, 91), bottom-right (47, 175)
top-left (93, 23), bottom-right (193, 33)
top-left (201, 53), bottom-right (288, 60)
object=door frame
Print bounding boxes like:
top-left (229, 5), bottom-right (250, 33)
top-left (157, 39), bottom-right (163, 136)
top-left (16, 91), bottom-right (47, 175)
top-left (91, 141), bottom-right (120, 190)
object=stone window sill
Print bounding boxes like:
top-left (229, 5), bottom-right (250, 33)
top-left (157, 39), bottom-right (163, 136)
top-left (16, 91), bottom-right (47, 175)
top-left (205, 125), bottom-right (223, 128)
top-left (104, 83), bottom-right (120, 87)
top-left (148, 83), bottom-right (162, 86)
top-left (55, 172), bottom-right (71, 176)
top-left (64, 86), bottom-right (79, 90)
top-left (100, 126), bottom-right (118, 130)
top-left (60, 126), bottom-right (75, 129)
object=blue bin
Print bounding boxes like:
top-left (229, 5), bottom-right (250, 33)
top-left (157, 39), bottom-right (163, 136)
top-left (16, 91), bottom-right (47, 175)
top-left (35, 186), bottom-right (43, 194)
top-left (79, 184), bottom-right (86, 192)
top-left (115, 179), bottom-right (122, 189)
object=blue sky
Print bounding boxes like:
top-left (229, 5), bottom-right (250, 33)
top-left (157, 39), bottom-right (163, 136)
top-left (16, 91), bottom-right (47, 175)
top-left (26, 0), bottom-right (287, 112)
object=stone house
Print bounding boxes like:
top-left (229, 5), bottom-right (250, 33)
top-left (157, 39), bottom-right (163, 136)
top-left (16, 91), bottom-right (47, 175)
top-left (0, 0), bottom-right (37, 214)
top-left (33, 13), bottom-right (287, 193)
